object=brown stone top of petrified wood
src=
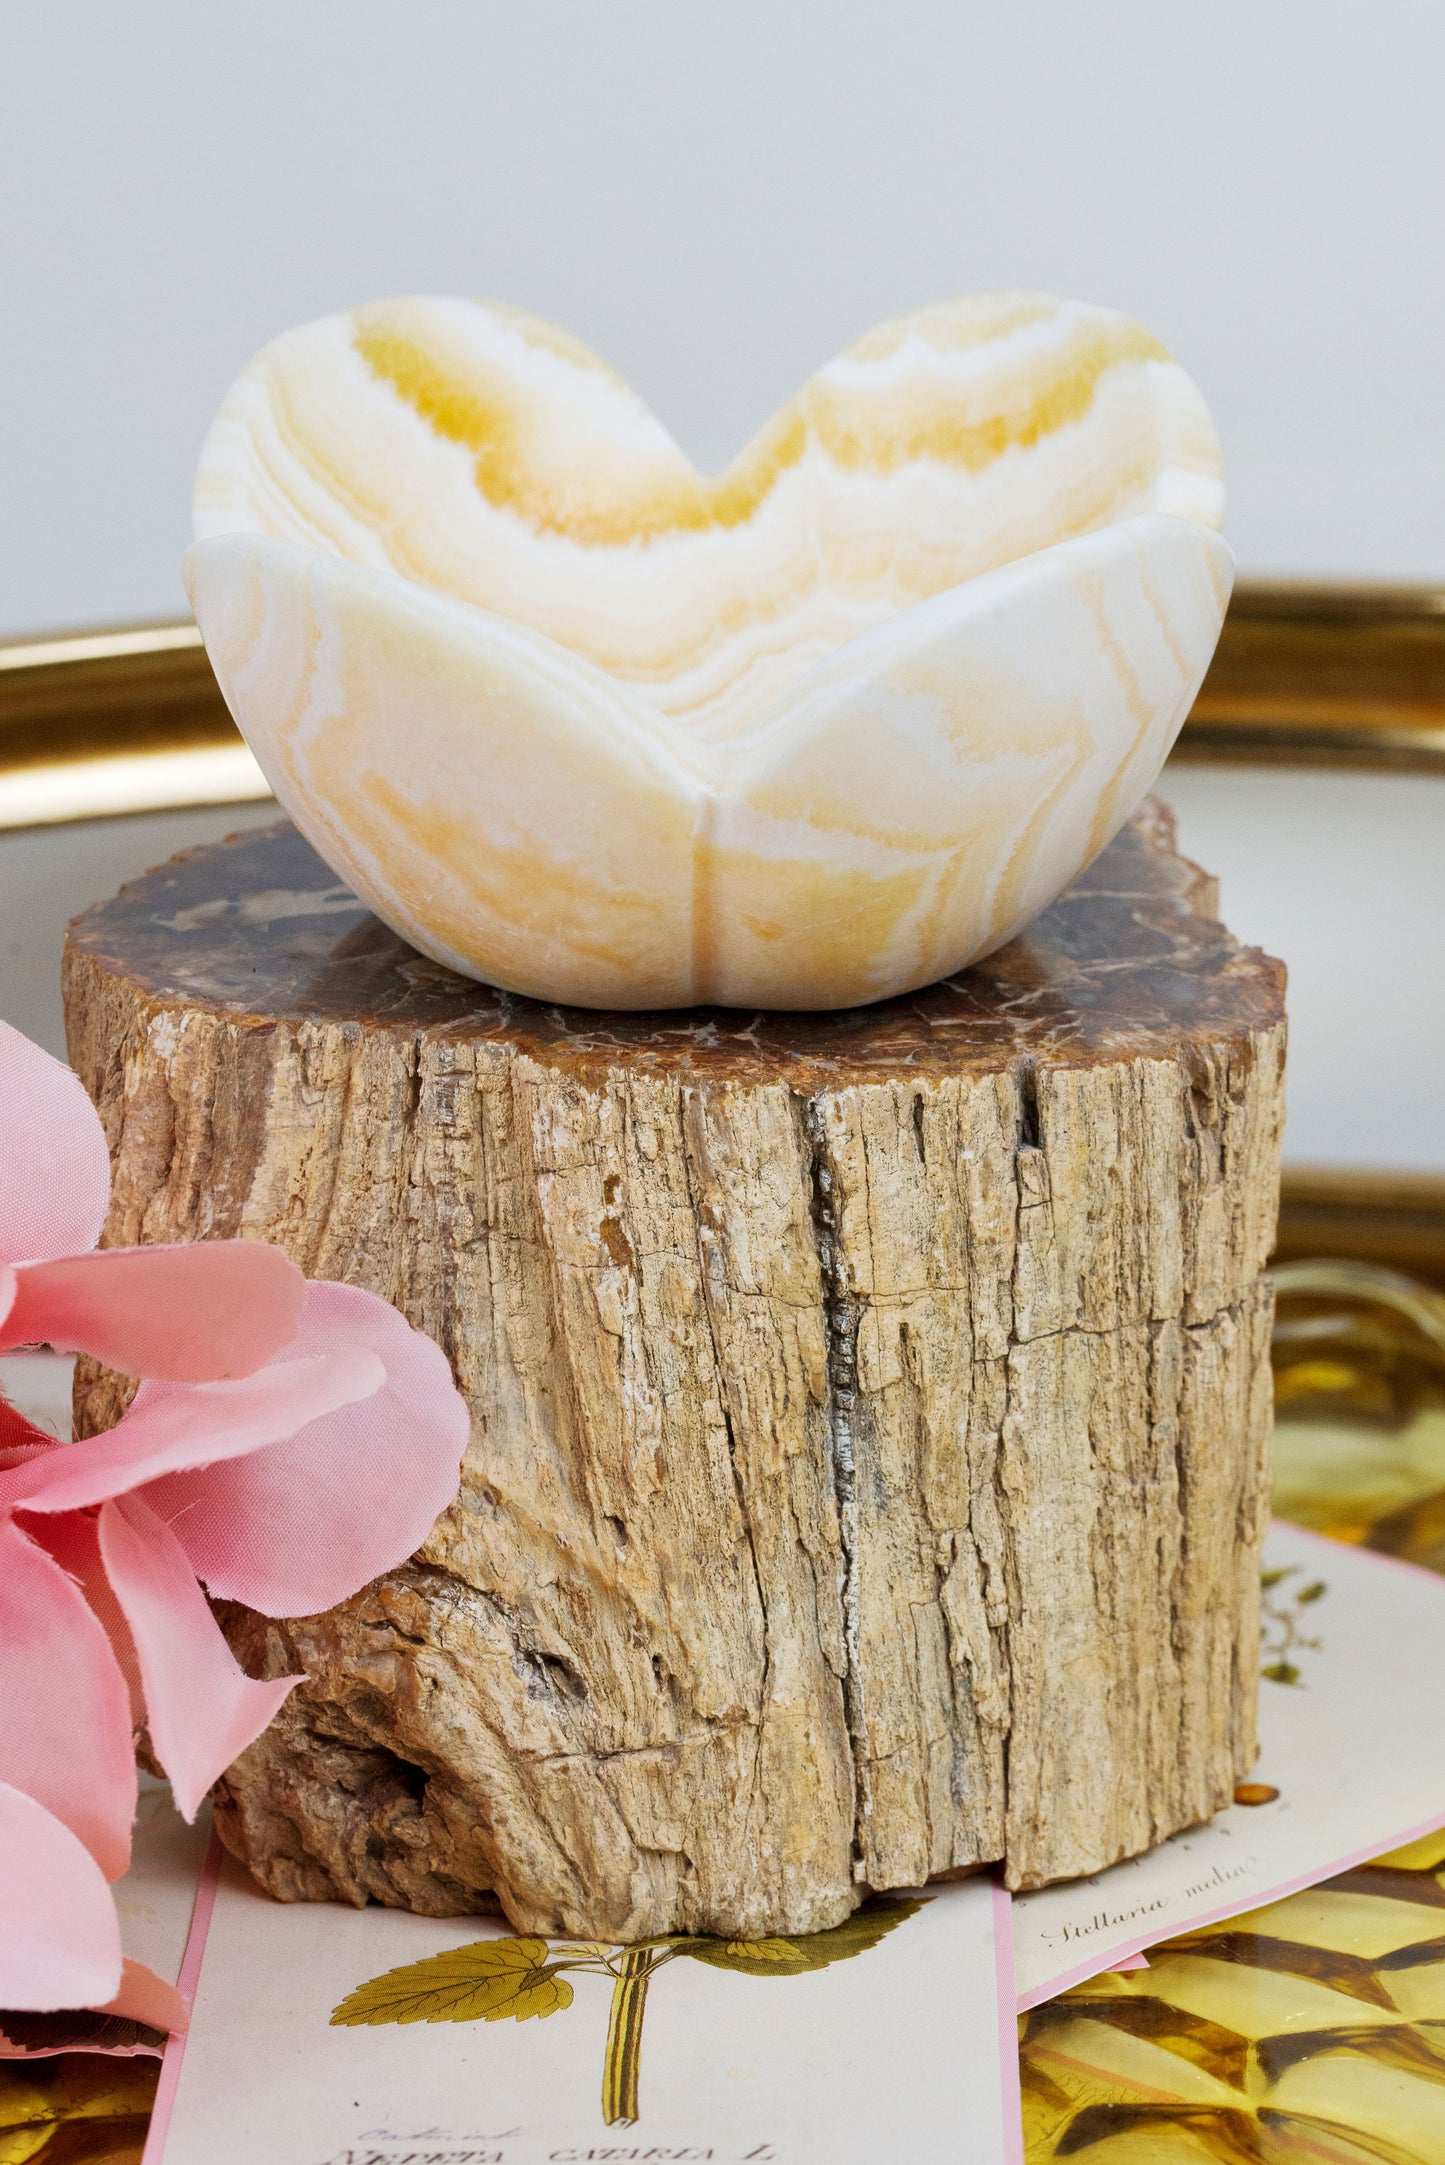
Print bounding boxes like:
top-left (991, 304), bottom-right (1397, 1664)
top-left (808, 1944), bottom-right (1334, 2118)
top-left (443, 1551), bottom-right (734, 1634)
top-left (66, 798), bottom-right (1284, 1084)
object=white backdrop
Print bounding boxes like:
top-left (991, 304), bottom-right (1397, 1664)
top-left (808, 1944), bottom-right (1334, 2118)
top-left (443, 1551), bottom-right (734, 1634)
top-left (3, 1), bottom-right (1445, 631)
top-left (2, 4), bottom-right (1443, 1168)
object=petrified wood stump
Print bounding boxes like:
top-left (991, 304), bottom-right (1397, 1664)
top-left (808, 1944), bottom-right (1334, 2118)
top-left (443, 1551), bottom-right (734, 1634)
top-left (63, 800), bottom-right (1285, 1941)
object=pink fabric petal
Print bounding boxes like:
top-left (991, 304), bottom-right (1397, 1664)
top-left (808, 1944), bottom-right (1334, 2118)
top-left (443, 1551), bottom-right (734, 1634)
top-left (32, 1511), bottom-right (146, 1729)
top-left (0, 1384), bottom-right (57, 1470)
top-left (2, 1242), bottom-right (306, 1379)
top-left (0, 1348), bottom-right (385, 1516)
top-left (0, 1023), bottom-right (112, 1265)
top-left (97, 1493), bottom-right (297, 1818)
top-left (98, 1957), bottom-right (188, 2035)
top-left (0, 1783), bottom-right (123, 2011)
top-left (146, 1280), bottom-right (469, 1616)
top-left (0, 1517), bottom-right (136, 1881)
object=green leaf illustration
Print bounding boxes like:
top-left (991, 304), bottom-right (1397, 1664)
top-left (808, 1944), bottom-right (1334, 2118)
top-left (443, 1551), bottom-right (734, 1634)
top-left (332, 1892), bottom-right (931, 2128)
top-left (717, 1937), bottom-right (800, 1962)
top-left (1262, 1659), bottom-right (1301, 1686)
top-left (1295, 1579), bottom-right (1327, 1604)
top-left (331, 1937), bottom-right (575, 2027)
top-left (685, 1895), bottom-right (925, 1977)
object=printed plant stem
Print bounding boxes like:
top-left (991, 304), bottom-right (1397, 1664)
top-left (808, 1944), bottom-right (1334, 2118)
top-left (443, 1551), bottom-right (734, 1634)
top-left (332, 1897), bottom-right (923, 2132)
top-left (601, 1946), bottom-right (672, 2125)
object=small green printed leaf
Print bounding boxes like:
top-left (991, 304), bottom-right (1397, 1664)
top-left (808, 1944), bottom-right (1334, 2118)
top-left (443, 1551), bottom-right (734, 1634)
top-left (1295, 1580), bottom-right (1327, 1604)
top-left (503, 1968), bottom-right (575, 2022)
top-left (331, 1938), bottom-right (575, 2027)
top-left (1260, 1568), bottom-right (1294, 1590)
top-left (686, 1895), bottom-right (925, 1977)
top-left (1262, 1659), bottom-right (1301, 1686)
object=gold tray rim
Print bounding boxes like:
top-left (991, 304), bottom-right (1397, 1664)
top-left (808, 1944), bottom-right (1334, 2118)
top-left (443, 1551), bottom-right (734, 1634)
top-left (6, 578), bottom-right (1445, 830)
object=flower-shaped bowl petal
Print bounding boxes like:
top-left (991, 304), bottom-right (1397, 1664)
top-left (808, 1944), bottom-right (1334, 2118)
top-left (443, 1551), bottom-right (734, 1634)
top-left (188, 293), bottom-right (1229, 1010)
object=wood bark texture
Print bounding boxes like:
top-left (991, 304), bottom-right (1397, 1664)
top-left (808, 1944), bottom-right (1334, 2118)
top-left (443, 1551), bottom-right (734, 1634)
top-left (64, 799), bottom-right (1285, 1941)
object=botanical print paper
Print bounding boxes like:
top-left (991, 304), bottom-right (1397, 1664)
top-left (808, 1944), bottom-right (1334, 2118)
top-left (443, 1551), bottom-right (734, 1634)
top-left (1013, 1521), bottom-right (1445, 2006)
top-left (154, 1866), bottom-right (1019, 2164)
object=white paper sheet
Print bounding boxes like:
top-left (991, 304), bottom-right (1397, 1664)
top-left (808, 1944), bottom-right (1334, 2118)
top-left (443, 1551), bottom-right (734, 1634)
top-left (150, 1859), bottom-right (1020, 2165)
top-left (1013, 1521), bottom-right (1445, 2006)
top-left (116, 1782), bottom-right (212, 1996)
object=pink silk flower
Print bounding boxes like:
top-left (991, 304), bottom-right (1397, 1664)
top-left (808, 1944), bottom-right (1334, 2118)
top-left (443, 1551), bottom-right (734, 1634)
top-left (0, 1022), bottom-right (471, 2022)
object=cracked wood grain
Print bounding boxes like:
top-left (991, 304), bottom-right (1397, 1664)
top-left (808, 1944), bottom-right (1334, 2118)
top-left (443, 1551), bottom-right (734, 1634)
top-left (63, 800), bottom-right (1285, 1938)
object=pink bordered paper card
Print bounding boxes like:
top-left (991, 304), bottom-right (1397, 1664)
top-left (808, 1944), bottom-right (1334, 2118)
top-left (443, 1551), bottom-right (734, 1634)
top-left (1012, 1521), bottom-right (1445, 2008)
top-left (146, 1863), bottom-right (1022, 2164)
